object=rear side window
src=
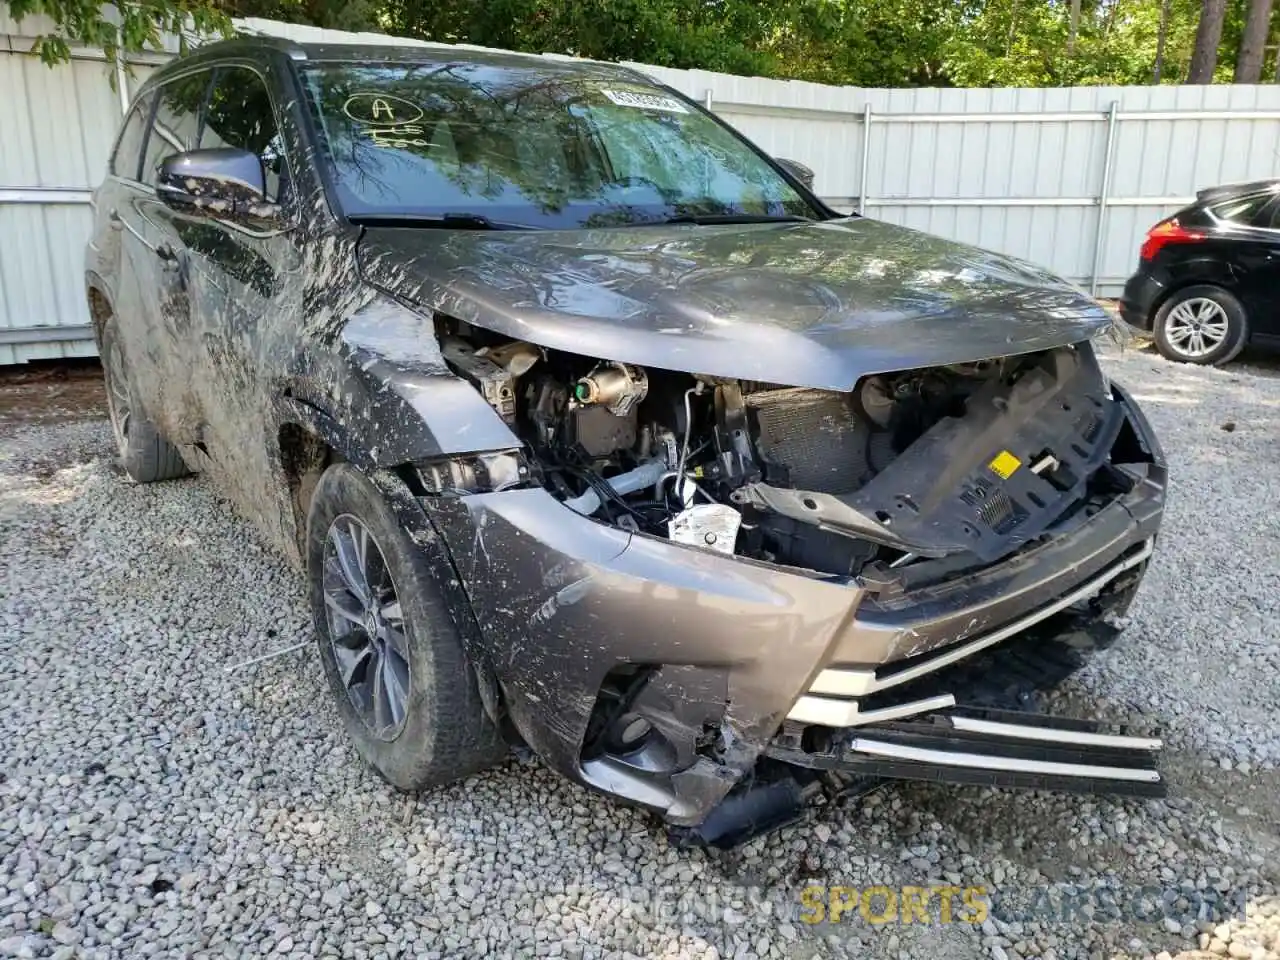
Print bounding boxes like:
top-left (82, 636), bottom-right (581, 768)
top-left (200, 66), bottom-right (288, 203)
top-left (1209, 192), bottom-right (1274, 225)
top-left (1255, 198), bottom-right (1280, 230)
top-left (141, 71), bottom-right (212, 185)
top-left (110, 94), bottom-right (153, 180)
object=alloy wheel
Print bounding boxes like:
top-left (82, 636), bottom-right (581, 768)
top-left (1164, 297), bottom-right (1230, 359)
top-left (102, 334), bottom-right (133, 454)
top-left (321, 514), bottom-right (412, 741)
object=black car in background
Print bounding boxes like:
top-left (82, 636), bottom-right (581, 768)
top-left (1120, 179), bottom-right (1280, 366)
top-left (86, 37), bottom-right (1168, 844)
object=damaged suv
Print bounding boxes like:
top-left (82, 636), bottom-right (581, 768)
top-left (87, 37), bottom-right (1167, 844)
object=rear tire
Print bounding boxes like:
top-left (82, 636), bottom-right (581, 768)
top-left (1153, 285), bottom-right (1249, 366)
top-left (307, 463), bottom-right (506, 790)
top-left (99, 323), bottom-right (188, 482)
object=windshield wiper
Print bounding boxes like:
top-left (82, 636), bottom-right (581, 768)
top-left (654, 213), bottom-right (815, 226)
top-left (347, 213), bottom-right (533, 230)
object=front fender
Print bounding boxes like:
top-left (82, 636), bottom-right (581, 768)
top-left (278, 296), bottom-right (520, 469)
top-left (365, 467), bottom-right (506, 729)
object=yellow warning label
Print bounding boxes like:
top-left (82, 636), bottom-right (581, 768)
top-left (988, 451), bottom-right (1021, 479)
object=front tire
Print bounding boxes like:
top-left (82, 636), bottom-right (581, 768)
top-left (99, 323), bottom-right (188, 482)
top-left (1153, 285), bottom-right (1249, 366)
top-left (307, 463), bottom-right (506, 790)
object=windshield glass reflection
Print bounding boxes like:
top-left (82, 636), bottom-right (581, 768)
top-left (301, 62), bottom-right (816, 229)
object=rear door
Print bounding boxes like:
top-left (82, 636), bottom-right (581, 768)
top-left (180, 62), bottom-right (304, 546)
top-left (1229, 196), bottom-right (1280, 341)
top-left (88, 93), bottom-right (152, 352)
top-left (1203, 192), bottom-right (1280, 341)
top-left (121, 68), bottom-right (214, 444)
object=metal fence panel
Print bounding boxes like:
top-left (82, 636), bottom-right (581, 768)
top-left (3, 15), bottom-right (1280, 362)
top-left (0, 27), bottom-right (123, 362)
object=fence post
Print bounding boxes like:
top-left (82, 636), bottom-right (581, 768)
top-left (859, 102), bottom-right (872, 215)
top-left (704, 89), bottom-right (713, 111)
top-left (1089, 100), bottom-right (1120, 297)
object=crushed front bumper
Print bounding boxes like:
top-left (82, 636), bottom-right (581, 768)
top-left (423, 389), bottom-right (1166, 827)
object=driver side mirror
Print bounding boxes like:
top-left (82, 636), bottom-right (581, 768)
top-left (156, 148), bottom-right (284, 231)
top-left (775, 157), bottom-right (815, 191)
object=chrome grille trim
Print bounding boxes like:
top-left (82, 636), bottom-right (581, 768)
top-left (797, 538), bottom-right (1154, 703)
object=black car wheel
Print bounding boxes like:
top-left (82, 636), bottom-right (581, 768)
top-left (307, 463), bottom-right (506, 790)
top-left (99, 323), bottom-right (189, 482)
top-left (1153, 285), bottom-right (1249, 366)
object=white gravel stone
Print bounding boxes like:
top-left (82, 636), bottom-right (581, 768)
top-left (0, 347), bottom-right (1277, 960)
top-left (1072, 349), bottom-right (1280, 768)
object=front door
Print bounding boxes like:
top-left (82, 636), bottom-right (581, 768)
top-left (180, 63), bottom-right (304, 548)
top-left (123, 69), bottom-right (214, 446)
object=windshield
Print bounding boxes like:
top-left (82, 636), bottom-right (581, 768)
top-left (299, 61), bottom-right (817, 228)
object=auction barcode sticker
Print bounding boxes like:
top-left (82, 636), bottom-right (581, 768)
top-left (601, 89), bottom-right (689, 113)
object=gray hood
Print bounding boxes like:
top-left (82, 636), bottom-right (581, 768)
top-left (357, 216), bottom-right (1112, 391)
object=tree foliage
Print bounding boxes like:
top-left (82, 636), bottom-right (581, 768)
top-left (5, 0), bottom-right (230, 66)
top-left (3, 0), bottom-right (1278, 87)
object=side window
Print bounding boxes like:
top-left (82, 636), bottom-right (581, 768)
top-left (200, 67), bottom-right (288, 203)
top-left (1253, 197), bottom-right (1280, 230)
top-left (110, 93), bottom-right (153, 180)
top-left (141, 71), bottom-right (212, 186)
top-left (1209, 193), bottom-right (1273, 226)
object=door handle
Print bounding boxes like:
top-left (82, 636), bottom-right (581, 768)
top-left (156, 242), bottom-right (182, 268)
top-left (156, 242), bottom-right (187, 290)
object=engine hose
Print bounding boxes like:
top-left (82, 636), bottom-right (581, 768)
top-left (563, 459), bottom-right (669, 516)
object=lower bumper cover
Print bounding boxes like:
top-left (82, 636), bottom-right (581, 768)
top-left (423, 394), bottom-right (1166, 826)
top-left (771, 705), bottom-right (1163, 798)
top-left (769, 608), bottom-right (1165, 801)
top-left (426, 483), bottom-right (1160, 824)
top-left (427, 487), bottom-right (866, 823)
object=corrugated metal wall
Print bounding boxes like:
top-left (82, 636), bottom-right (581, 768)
top-left (637, 68), bottom-right (1280, 292)
top-left (2, 14), bottom-right (1279, 363)
top-left (0, 12), bottom-right (168, 364)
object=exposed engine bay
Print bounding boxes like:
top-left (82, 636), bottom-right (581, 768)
top-left (437, 319), bottom-right (1141, 581)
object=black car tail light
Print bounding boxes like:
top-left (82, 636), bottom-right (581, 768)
top-left (1139, 218), bottom-right (1205, 262)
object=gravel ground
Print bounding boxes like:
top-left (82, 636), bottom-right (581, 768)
top-left (1, 345), bottom-right (1278, 960)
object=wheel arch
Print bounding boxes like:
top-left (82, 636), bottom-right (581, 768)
top-left (277, 418), bottom-right (344, 561)
top-left (1146, 259), bottom-right (1242, 327)
top-left (270, 399), bottom-right (461, 570)
top-left (85, 274), bottom-right (114, 342)
top-left (1151, 279), bottom-right (1246, 328)
top-left (284, 425), bottom-right (511, 736)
